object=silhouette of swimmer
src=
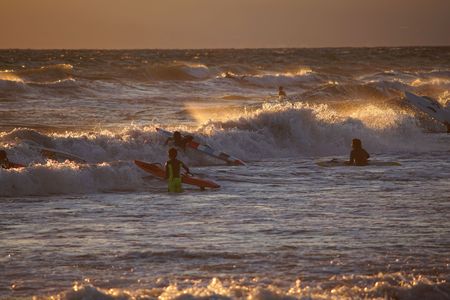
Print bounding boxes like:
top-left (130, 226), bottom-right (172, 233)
top-left (164, 131), bottom-right (193, 150)
top-left (165, 147), bottom-right (191, 193)
top-left (349, 139), bottom-right (370, 166)
top-left (278, 86), bottom-right (287, 97)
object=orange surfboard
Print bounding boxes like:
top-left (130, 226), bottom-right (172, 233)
top-left (134, 160), bottom-right (220, 189)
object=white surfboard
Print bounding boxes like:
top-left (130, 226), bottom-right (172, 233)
top-left (22, 139), bottom-right (87, 163)
top-left (405, 91), bottom-right (450, 124)
top-left (40, 148), bottom-right (86, 163)
top-left (316, 159), bottom-right (401, 167)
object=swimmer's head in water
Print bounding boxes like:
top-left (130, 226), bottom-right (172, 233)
top-left (168, 147), bottom-right (178, 159)
top-left (352, 138), bottom-right (362, 149)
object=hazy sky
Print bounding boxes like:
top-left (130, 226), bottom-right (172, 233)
top-left (1, 0), bottom-right (450, 49)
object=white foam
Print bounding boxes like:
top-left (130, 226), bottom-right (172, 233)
top-left (47, 273), bottom-right (450, 300)
top-left (0, 160), bottom-right (144, 197)
top-left (1, 101), bottom-right (448, 196)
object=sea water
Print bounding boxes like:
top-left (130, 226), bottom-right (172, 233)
top-left (0, 48), bottom-right (449, 299)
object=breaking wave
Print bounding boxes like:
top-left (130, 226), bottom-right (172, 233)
top-left (1, 100), bottom-right (448, 196)
top-left (145, 62), bottom-right (214, 80)
top-left (37, 273), bottom-right (450, 300)
top-left (218, 68), bottom-right (320, 88)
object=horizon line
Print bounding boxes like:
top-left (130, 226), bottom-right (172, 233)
top-left (1, 44), bottom-right (450, 51)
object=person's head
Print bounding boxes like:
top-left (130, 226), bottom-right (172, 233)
top-left (173, 131), bottom-right (181, 140)
top-left (0, 150), bottom-right (7, 160)
top-left (279, 86), bottom-right (284, 91)
top-left (352, 138), bottom-right (362, 149)
top-left (168, 147), bottom-right (178, 159)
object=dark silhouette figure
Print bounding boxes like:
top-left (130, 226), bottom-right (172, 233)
top-left (445, 121), bottom-right (450, 133)
top-left (164, 131), bottom-right (193, 150)
top-left (278, 86), bottom-right (287, 98)
top-left (0, 150), bottom-right (12, 169)
top-left (165, 148), bottom-right (191, 193)
top-left (349, 139), bottom-right (370, 166)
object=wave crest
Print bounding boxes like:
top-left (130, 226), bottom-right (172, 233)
top-left (0, 64), bottom-right (74, 86)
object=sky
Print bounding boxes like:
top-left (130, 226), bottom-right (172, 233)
top-left (1, 0), bottom-right (450, 49)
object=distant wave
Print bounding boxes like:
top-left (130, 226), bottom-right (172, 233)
top-left (129, 62), bottom-right (215, 81)
top-left (0, 64), bottom-right (75, 86)
top-left (218, 68), bottom-right (321, 88)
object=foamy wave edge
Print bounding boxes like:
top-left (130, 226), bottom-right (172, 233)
top-left (33, 273), bottom-right (450, 300)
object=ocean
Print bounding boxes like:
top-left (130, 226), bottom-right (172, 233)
top-left (1, 48), bottom-right (449, 299)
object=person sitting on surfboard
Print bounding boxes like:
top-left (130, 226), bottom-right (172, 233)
top-left (165, 147), bottom-right (191, 193)
top-left (349, 139), bottom-right (370, 166)
top-left (164, 131), bottom-right (193, 150)
top-left (0, 150), bottom-right (13, 169)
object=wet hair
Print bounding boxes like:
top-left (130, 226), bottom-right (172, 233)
top-left (0, 150), bottom-right (6, 159)
top-left (168, 147), bottom-right (178, 159)
top-left (352, 138), bottom-right (362, 149)
top-left (279, 86), bottom-right (284, 90)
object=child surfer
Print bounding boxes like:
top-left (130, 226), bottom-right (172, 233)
top-left (165, 148), bottom-right (191, 193)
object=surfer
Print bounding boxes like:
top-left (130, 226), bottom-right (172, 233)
top-left (164, 131), bottom-right (193, 150)
top-left (0, 150), bottom-right (13, 169)
top-left (349, 139), bottom-right (370, 166)
top-left (278, 86), bottom-right (287, 98)
top-left (165, 147), bottom-right (191, 193)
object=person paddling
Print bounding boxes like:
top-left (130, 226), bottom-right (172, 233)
top-left (165, 147), bottom-right (191, 193)
top-left (349, 138), bottom-right (370, 166)
top-left (164, 131), bottom-right (193, 151)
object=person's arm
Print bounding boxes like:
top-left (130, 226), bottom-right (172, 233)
top-left (181, 136), bottom-right (193, 151)
top-left (164, 163), bottom-right (169, 179)
top-left (349, 151), bottom-right (355, 165)
top-left (182, 163), bottom-right (191, 175)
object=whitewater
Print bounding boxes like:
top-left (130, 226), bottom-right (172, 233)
top-left (1, 48), bottom-right (449, 299)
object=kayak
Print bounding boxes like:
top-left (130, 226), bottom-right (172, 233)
top-left (2, 162), bottom-right (26, 169)
top-left (134, 160), bottom-right (220, 189)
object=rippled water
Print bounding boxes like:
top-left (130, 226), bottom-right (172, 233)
top-left (1, 48), bottom-right (450, 299)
